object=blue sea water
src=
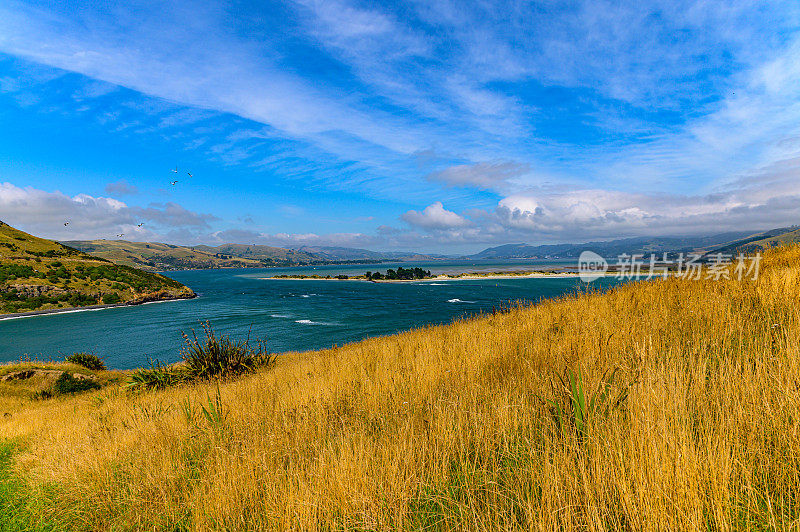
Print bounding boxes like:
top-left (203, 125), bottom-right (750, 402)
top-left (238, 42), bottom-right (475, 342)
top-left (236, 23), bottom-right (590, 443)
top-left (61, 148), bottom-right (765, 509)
top-left (0, 260), bottom-right (620, 369)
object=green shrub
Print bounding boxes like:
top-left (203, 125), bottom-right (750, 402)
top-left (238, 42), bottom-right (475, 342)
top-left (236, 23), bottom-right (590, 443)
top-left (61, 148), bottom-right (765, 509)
top-left (128, 360), bottom-right (187, 391)
top-left (102, 292), bottom-right (121, 304)
top-left (181, 321), bottom-right (274, 379)
top-left (52, 372), bottom-right (101, 395)
top-left (540, 367), bottom-right (633, 442)
top-left (65, 352), bottom-right (106, 371)
top-left (127, 321), bottom-right (276, 391)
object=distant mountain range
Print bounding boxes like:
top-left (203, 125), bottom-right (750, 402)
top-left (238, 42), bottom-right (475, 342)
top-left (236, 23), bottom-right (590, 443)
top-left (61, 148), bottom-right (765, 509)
top-left (469, 228), bottom-right (800, 259)
top-left (61, 225), bottom-right (800, 271)
top-left (63, 240), bottom-right (441, 271)
top-left (295, 245), bottom-right (442, 262)
top-left (704, 226), bottom-right (800, 255)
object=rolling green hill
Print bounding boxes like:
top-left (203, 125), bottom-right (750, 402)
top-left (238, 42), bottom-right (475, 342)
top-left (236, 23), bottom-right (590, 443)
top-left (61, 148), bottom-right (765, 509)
top-left (0, 221), bottom-right (194, 316)
top-left (64, 240), bottom-right (268, 271)
top-left (704, 226), bottom-right (800, 255)
top-left (192, 243), bottom-right (320, 264)
top-left (66, 241), bottom-right (437, 270)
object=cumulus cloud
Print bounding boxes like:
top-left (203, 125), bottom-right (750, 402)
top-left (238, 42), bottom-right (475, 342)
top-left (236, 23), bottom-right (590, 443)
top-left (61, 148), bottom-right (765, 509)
top-left (0, 182), bottom-right (217, 241)
top-left (492, 155), bottom-right (800, 239)
top-left (402, 201), bottom-right (471, 230)
top-left (104, 180), bottom-right (139, 196)
top-left (391, 155), bottom-right (800, 247)
top-left (426, 161), bottom-right (529, 190)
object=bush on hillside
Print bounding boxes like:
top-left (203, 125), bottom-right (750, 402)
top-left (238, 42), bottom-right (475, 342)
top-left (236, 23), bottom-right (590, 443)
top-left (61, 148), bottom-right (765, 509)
top-left (127, 321), bottom-right (276, 391)
top-left (52, 372), bottom-right (101, 395)
top-left (65, 352), bottom-right (106, 371)
top-left (102, 292), bottom-right (121, 304)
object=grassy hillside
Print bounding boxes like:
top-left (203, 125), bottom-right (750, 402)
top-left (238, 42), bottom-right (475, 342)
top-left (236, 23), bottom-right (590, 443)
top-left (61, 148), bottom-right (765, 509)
top-left (713, 226), bottom-right (800, 254)
top-left (67, 240), bottom-right (434, 270)
top-left (0, 222), bottom-right (194, 315)
top-left (193, 243), bottom-right (320, 264)
top-left (64, 239), bottom-right (266, 271)
top-left (1, 245), bottom-right (800, 529)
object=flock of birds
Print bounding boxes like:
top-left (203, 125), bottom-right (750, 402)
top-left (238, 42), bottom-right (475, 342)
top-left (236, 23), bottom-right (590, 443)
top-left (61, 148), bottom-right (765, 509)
top-left (63, 166), bottom-right (192, 238)
top-left (170, 165), bottom-right (193, 186)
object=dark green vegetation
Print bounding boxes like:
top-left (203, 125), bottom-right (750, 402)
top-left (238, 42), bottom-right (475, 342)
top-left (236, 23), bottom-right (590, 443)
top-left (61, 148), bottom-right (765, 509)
top-left (0, 221), bottom-right (194, 315)
top-left (271, 266), bottom-right (434, 281)
top-left (366, 266), bottom-right (432, 280)
top-left (50, 372), bottom-right (101, 395)
top-left (128, 321), bottom-right (276, 391)
top-left (65, 353), bottom-right (106, 371)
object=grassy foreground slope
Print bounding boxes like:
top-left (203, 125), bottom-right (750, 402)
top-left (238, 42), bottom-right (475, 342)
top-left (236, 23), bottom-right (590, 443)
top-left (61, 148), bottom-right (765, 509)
top-left (1, 247), bottom-right (800, 530)
top-left (0, 222), bottom-right (194, 315)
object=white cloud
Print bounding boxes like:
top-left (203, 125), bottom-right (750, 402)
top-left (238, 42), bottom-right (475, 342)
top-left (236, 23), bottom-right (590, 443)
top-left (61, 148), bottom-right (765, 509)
top-left (402, 202), bottom-right (471, 230)
top-left (427, 161), bottom-right (529, 190)
top-left (1, 0), bottom-right (800, 252)
top-left (0, 182), bottom-right (216, 241)
top-left (493, 155), bottom-right (800, 239)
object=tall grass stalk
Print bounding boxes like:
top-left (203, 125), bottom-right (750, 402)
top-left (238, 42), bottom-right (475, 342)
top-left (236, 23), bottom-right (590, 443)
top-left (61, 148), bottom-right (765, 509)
top-left (2, 246), bottom-right (800, 530)
top-left (127, 321), bottom-right (275, 391)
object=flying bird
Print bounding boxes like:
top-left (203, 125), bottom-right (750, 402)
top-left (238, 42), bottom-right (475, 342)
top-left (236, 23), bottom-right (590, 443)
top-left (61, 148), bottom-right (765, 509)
top-left (187, 172), bottom-right (193, 178)
top-left (63, 222), bottom-right (69, 226)
top-left (172, 166), bottom-right (178, 173)
top-left (117, 234), bottom-right (124, 237)
top-left (171, 180), bottom-right (178, 186)
top-left (137, 223), bottom-right (145, 227)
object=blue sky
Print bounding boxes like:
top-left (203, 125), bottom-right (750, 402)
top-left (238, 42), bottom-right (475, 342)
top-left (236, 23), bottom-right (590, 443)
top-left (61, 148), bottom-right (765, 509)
top-left (0, 0), bottom-right (799, 253)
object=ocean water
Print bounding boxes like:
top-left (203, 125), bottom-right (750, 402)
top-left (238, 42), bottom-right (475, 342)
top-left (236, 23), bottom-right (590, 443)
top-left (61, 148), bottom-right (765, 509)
top-left (0, 260), bottom-right (620, 369)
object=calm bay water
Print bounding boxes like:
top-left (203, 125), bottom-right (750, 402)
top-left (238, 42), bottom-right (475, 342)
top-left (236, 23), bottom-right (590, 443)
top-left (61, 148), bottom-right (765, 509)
top-left (0, 260), bottom-right (619, 369)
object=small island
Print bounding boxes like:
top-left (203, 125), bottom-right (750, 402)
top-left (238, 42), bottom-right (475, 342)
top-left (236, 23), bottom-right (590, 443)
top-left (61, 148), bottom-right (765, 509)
top-left (266, 266), bottom-right (577, 282)
top-left (269, 266), bottom-right (433, 281)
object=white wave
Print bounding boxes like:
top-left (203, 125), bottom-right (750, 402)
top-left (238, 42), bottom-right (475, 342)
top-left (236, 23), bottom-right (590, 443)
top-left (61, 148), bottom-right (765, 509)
top-left (295, 319), bottom-right (336, 325)
top-left (300, 294), bottom-right (317, 298)
top-left (447, 298), bottom-right (475, 303)
top-left (0, 306), bottom-right (112, 321)
top-left (270, 314), bottom-right (290, 318)
top-left (0, 298), bottom-right (191, 321)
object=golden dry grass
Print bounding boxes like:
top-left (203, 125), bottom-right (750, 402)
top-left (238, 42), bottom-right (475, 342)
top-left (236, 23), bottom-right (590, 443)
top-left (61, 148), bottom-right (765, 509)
top-left (1, 246), bottom-right (800, 530)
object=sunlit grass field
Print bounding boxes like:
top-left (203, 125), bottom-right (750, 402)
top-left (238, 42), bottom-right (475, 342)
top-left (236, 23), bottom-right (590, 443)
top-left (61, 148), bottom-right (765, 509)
top-left (1, 246), bottom-right (799, 530)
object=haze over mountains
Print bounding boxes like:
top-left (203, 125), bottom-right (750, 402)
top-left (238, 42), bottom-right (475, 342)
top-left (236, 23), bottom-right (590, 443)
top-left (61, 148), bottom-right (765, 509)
top-left (470, 231), bottom-right (763, 259)
top-left (63, 240), bottom-right (440, 271)
top-left (60, 226), bottom-right (800, 271)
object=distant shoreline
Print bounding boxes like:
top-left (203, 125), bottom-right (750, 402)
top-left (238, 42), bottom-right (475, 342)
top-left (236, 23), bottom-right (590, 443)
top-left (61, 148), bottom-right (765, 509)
top-left (260, 271), bottom-right (586, 282)
top-left (0, 293), bottom-right (197, 321)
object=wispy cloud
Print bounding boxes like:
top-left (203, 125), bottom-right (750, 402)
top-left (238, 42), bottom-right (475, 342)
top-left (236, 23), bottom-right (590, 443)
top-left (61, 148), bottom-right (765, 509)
top-left (1, 0), bottom-right (799, 251)
top-left (104, 180), bottom-right (138, 196)
top-left (427, 161), bottom-right (529, 191)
